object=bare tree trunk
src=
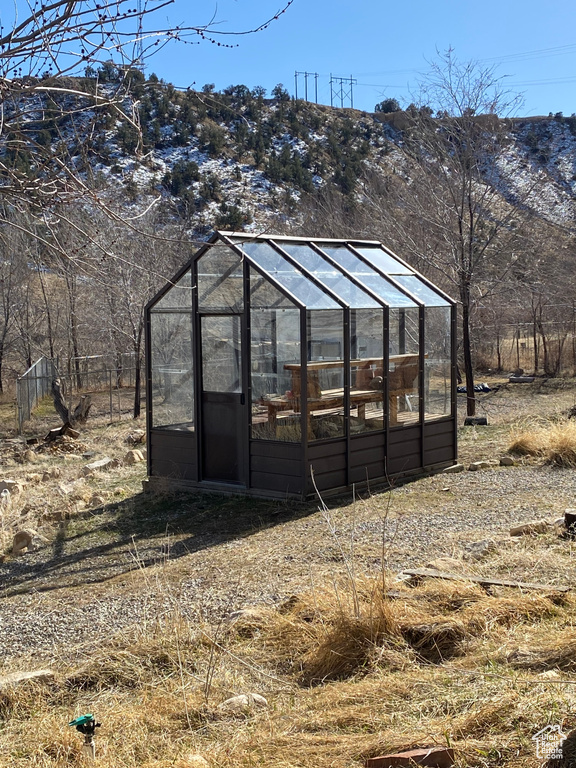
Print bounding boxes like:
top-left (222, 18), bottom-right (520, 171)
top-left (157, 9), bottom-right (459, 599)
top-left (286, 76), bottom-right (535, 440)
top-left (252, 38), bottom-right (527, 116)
top-left (52, 378), bottom-right (92, 425)
top-left (460, 287), bottom-right (476, 417)
top-left (37, 265), bottom-right (55, 359)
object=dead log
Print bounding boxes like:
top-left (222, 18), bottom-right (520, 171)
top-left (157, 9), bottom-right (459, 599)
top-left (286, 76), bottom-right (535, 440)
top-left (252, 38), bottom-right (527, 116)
top-left (44, 422), bottom-right (80, 442)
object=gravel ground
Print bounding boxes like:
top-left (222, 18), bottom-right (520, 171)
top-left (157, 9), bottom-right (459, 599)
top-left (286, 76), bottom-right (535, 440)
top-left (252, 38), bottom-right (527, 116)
top-left (1, 463), bottom-right (575, 668)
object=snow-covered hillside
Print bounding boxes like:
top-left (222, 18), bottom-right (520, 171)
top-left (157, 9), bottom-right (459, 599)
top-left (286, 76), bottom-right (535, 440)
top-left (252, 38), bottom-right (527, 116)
top-left (4, 73), bottom-right (576, 237)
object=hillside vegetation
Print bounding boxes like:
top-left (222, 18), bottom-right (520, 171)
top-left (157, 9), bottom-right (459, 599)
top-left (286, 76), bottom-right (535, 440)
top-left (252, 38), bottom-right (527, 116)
top-left (1, 64), bottom-right (576, 396)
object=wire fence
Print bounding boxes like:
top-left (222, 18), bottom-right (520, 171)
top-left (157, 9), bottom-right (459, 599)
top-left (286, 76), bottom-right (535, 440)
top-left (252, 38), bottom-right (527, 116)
top-left (16, 357), bottom-right (56, 432)
top-left (16, 355), bottom-right (144, 434)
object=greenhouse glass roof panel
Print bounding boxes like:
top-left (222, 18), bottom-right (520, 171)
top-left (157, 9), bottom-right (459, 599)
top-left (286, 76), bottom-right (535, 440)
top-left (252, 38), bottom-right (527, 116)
top-left (319, 245), bottom-right (418, 308)
top-left (278, 242), bottom-right (381, 309)
top-left (393, 275), bottom-right (450, 307)
top-left (354, 246), bottom-right (414, 275)
top-left (236, 240), bottom-right (340, 310)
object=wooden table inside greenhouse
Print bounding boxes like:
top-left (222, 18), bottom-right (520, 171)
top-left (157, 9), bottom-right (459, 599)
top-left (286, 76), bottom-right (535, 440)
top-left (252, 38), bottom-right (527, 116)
top-left (261, 354), bottom-right (419, 430)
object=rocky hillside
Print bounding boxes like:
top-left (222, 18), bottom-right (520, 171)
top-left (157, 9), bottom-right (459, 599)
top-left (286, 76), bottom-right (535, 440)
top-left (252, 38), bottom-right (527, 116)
top-left (5, 69), bottom-right (576, 236)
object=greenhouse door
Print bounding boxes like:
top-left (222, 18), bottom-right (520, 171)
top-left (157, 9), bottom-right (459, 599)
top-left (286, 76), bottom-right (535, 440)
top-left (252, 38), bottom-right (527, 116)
top-left (200, 314), bottom-right (245, 484)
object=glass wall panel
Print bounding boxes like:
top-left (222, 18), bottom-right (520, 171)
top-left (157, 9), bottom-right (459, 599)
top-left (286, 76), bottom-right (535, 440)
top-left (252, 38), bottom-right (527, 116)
top-left (389, 307), bottom-right (420, 426)
top-left (307, 309), bottom-right (345, 440)
top-left (150, 312), bottom-right (194, 430)
top-left (250, 272), bottom-right (301, 442)
top-left (425, 306), bottom-right (452, 420)
top-left (238, 240), bottom-right (339, 310)
top-left (350, 309), bottom-right (385, 433)
top-left (201, 316), bottom-right (242, 392)
top-left (153, 269), bottom-right (192, 310)
top-left (197, 244), bottom-right (243, 312)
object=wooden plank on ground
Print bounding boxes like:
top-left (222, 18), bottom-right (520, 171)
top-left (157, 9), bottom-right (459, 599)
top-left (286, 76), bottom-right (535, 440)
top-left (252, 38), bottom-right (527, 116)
top-left (399, 567), bottom-right (570, 593)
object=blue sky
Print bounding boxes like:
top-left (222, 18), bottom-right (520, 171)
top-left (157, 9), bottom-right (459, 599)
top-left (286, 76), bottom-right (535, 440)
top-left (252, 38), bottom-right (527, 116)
top-left (139, 0), bottom-right (576, 116)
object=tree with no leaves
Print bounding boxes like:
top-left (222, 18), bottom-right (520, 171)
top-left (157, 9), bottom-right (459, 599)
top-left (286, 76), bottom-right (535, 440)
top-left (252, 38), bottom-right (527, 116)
top-left (0, 1), bottom-right (292, 413)
top-left (1, 1), bottom-right (292, 209)
top-left (369, 50), bottom-right (527, 416)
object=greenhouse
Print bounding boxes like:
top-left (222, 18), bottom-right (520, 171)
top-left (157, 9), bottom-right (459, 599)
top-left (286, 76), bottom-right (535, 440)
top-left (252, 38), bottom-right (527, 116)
top-left (145, 231), bottom-right (457, 499)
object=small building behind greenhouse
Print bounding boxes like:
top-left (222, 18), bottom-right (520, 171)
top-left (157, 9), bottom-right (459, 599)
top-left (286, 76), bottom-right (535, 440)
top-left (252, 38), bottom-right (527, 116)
top-left (145, 231), bottom-right (457, 499)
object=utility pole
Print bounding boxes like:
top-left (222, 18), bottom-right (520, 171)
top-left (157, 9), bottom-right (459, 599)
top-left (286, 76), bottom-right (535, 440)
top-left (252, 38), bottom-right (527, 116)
top-left (294, 71), bottom-right (319, 102)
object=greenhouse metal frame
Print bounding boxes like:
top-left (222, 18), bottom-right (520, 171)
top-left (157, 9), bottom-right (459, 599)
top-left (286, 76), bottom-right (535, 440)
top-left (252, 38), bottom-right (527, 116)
top-left (145, 231), bottom-right (457, 499)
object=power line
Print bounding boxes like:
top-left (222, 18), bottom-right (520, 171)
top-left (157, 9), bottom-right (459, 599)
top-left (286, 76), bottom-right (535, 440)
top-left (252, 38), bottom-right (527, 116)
top-left (479, 42), bottom-right (576, 64)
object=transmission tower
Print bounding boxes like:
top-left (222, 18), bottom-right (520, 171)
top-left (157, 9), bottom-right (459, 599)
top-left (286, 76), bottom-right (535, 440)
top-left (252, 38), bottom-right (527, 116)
top-left (329, 74), bottom-right (357, 108)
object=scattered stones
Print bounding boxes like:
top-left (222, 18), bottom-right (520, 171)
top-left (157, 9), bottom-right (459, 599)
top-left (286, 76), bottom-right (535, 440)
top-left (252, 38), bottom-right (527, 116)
top-left (510, 519), bottom-right (551, 537)
top-left (127, 430), bottom-right (146, 445)
top-left (0, 479), bottom-right (24, 496)
top-left (218, 693), bottom-right (268, 714)
top-left (23, 450), bottom-right (37, 463)
top-left (366, 746), bottom-right (455, 768)
top-left (82, 457), bottom-right (114, 476)
top-left (12, 530), bottom-right (35, 555)
top-left (124, 449), bottom-right (144, 465)
top-left (426, 556), bottom-right (465, 572)
top-left (113, 487), bottom-right (127, 496)
top-left (443, 463), bottom-right (465, 474)
top-left (499, 456), bottom-right (515, 466)
top-left (26, 473), bottom-right (43, 484)
top-left (89, 494), bottom-right (106, 507)
top-left (58, 478), bottom-right (85, 496)
top-left (468, 461), bottom-right (492, 471)
top-left (463, 538), bottom-right (497, 561)
top-left (0, 669), bottom-right (55, 688)
top-left (42, 467), bottom-right (62, 481)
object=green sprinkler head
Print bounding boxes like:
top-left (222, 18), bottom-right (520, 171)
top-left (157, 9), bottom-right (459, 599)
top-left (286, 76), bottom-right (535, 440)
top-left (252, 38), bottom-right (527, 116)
top-left (68, 714), bottom-right (101, 736)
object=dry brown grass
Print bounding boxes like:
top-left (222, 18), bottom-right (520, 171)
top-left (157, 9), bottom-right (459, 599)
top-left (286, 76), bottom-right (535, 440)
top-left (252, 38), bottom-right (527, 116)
top-left (508, 420), bottom-right (576, 467)
top-left (2, 572), bottom-right (576, 768)
top-left (4, 380), bottom-right (576, 766)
